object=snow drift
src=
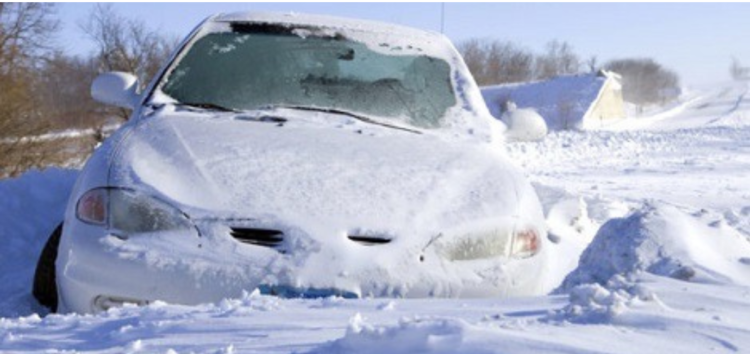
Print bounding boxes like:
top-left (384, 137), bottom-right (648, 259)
top-left (0, 168), bottom-right (78, 318)
top-left (560, 203), bottom-right (750, 291)
top-left (310, 315), bottom-right (474, 354)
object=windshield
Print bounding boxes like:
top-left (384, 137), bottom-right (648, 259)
top-left (159, 23), bottom-right (457, 129)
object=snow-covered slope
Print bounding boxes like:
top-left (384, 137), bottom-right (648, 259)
top-left (603, 82), bottom-right (750, 131)
top-left (481, 73), bottom-right (611, 130)
top-left (1, 83), bottom-right (750, 353)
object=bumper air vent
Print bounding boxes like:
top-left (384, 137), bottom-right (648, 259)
top-left (348, 235), bottom-right (392, 246)
top-left (230, 227), bottom-right (284, 250)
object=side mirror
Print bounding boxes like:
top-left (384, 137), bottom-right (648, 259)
top-left (91, 72), bottom-right (140, 110)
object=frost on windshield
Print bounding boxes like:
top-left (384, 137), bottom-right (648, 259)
top-left (161, 24), bottom-right (457, 128)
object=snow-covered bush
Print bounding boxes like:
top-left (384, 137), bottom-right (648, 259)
top-left (501, 106), bottom-right (548, 142)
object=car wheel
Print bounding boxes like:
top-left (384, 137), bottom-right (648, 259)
top-left (32, 223), bottom-right (63, 312)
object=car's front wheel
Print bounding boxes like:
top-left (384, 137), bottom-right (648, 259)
top-left (33, 223), bottom-right (62, 312)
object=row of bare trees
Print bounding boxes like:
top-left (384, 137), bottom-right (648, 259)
top-left (0, 4), bottom-right (176, 177)
top-left (458, 38), bottom-right (682, 109)
top-left (458, 39), bottom-right (581, 86)
top-left (0, 3), bottom-right (60, 177)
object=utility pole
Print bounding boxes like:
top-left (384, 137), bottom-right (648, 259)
top-left (440, 3), bottom-right (445, 34)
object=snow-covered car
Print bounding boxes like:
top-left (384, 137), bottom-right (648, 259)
top-left (33, 12), bottom-right (549, 314)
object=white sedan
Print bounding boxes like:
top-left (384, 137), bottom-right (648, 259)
top-left (33, 11), bottom-right (549, 314)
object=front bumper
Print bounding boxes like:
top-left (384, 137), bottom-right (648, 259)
top-left (56, 218), bottom-right (549, 313)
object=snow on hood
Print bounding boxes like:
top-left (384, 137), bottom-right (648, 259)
top-left (110, 108), bottom-right (528, 242)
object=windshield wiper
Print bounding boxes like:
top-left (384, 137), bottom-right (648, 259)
top-left (176, 102), bottom-right (240, 113)
top-left (263, 104), bottom-right (421, 134)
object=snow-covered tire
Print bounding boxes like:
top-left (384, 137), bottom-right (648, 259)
top-left (33, 223), bottom-right (62, 312)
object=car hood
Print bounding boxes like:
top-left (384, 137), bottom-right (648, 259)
top-left (111, 109), bottom-right (531, 241)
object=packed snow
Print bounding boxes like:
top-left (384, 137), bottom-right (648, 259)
top-left (1, 82), bottom-right (750, 353)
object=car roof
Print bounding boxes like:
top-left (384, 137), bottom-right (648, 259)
top-left (211, 11), bottom-right (443, 41)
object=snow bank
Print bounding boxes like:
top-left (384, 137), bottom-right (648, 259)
top-left (532, 182), bottom-right (637, 290)
top-left (0, 168), bottom-right (78, 318)
top-left (559, 203), bottom-right (750, 291)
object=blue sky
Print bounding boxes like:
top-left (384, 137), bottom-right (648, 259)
top-left (56, 3), bottom-right (750, 86)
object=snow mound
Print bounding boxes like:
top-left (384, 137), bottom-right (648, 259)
top-left (310, 315), bottom-right (477, 354)
top-left (501, 108), bottom-right (548, 142)
top-left (0, 168), bottom-right (78, 318)
top-left (548, 274), bottom-right (659, 324)
top-left (559, 203), bottom-right (750, 291)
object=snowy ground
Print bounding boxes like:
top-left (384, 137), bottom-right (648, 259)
top-left (1, 83), bottom-right (749, 353)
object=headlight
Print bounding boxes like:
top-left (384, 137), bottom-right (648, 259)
top-left (511, 227), bottom-right (541, 258)
top-left (436, 223), bottom-right (541, 261)
top-left (438, 227), bottom-right (514, 261)
top-left (76, 187), bottom-right (195, 235)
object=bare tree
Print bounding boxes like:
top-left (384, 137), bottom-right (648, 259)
top-left (0, 3), bottom-right (58, 73)
top-left (81, 4), bottom-right (176, 86)
top-left (534, 40), bottom-right (580, 80)
top-left (36, 52), bottom-right (100, 128)
top-left (488, 41), bottom-right (534, 84)
top-left (80, 4), bottom-right (177, 120)
top-left (457, 38), bottom-right (534, 86)
top-left (586, 56), bottom-right (598, 74)
top-left (730, 57), bottom-right (749, 81)
top-left (605, 58), bottom-right (680, 108)
top-left (457, 39), bottom-right (489, 85)
top-left (0, 3), bottom-right (60, 177)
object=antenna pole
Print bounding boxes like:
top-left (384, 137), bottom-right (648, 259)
top-left (440, 3), bottom-right (445, 34)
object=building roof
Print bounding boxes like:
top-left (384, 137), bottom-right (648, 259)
top-left (481, 71), bottom-right (619, 130)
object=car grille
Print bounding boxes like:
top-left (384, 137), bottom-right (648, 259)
top-left (229, 227), bottom-right (391, 249)
top-left (230, 227), bottom-right (284, 249)
top-left (347, 235), bottom-right (392, 246)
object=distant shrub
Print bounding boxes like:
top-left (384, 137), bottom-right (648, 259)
top-left (604, 58), bottom-right (680, 107)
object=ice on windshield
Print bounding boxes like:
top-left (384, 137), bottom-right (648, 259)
top-left (160, 24), bottom-right (457, 129)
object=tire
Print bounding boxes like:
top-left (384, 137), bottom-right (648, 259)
top-left (33, 223), bottom-right (63, 312)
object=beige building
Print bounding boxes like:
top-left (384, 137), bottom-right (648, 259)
top-left (481, 70), bottom-right (625, 130)
top-left (582, 71), bottom-right (625, 128)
